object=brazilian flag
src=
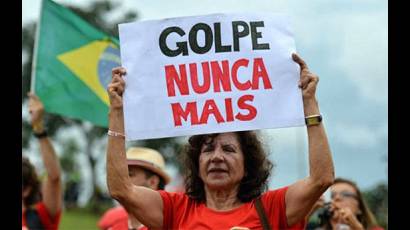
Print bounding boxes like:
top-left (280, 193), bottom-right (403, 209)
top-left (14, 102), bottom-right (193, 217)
top-left (32, 0), bottom-right (120, 127)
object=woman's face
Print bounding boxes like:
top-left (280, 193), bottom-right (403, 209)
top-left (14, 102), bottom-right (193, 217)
top-left (199, 132), bottom-right (245, 191)
top-left (330, 182), bottom-right (361, 215)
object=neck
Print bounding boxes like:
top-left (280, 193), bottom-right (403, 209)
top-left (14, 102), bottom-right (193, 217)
top-left (204, 185), bottom-right (242, 211)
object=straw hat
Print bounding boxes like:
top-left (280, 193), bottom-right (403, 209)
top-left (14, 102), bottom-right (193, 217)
top-left (126, 147), bottom-right (171, 185)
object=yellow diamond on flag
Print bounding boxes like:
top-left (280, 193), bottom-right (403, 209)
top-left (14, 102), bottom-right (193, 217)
top-left (57, 40), bottom-right (120, 105)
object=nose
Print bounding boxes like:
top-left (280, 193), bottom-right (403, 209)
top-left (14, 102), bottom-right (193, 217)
top-left (332, 193), bottom-right (342, 202)
top-left (210, 148), bottom-right (224, 162)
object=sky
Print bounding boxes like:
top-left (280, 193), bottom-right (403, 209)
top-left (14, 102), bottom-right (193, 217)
top-left (22, 0), bottom-right (388, 204)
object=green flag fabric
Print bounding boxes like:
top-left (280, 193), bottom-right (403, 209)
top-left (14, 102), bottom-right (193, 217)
top-left (33, 0), bottom-right (120, 127)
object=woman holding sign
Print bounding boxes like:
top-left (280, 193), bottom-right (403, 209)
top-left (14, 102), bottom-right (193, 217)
top-left (106, 53), bottom-right (334, 230)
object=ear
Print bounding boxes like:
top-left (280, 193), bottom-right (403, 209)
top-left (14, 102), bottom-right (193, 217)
top-left (22, 186), bottom-right (32, 198)
top-left (147, 175), bottom-right (160, 190)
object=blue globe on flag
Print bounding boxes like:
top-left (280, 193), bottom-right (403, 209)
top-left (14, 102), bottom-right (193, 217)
top-left (98, 45), bottom-right (121, 89)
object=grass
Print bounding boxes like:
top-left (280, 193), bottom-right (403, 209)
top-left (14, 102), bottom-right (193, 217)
top-left (59, 208), bottom-right (101, 230)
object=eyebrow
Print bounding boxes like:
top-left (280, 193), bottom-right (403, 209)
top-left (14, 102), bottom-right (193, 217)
top-left (331, 191), bottom-right (357, 197)
top-left (203, 142), bottom-right (214, 147)
top-left (201, 142), bottom-right (239, 151)
top-left (222, 143), bottom-right (237, 148)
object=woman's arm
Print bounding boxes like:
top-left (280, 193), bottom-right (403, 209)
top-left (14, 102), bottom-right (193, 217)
top-left (106, 67), bottom-right (164, 229)
top-left (28, 93), bottom-right (62, 218)
top-left (285, 54), bottom-right (335, 226)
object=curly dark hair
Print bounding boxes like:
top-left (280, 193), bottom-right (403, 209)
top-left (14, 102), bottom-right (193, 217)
top-left (180, 131), bottom-right (274, 203)
top-left (22, 157), bottom-right (41, 207)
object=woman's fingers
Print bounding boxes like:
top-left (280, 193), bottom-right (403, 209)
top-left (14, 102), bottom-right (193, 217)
top-left (108, 82), bottom-right (124, 96)
top-left (340, 209), bottom-right (355, 224)
top-left (292, 53), bottom-right (309, 72)
top-left (293, 53), bottom-right (319, 100)
top-left (294, 53), bottom-right (317, 89)
top-left (112, 74), bottom-right (125, 86)
top-left (109, 67), bottom-right (126, 94)
top-left (299, 73), bottom-right (318, 89)
top-left (112, 66), bottom-right (126, 76)
top-left (332, 210), bottom-right (341, 221)
top-left (300, 76), bottom-right (319, 99)
top-left (108, 67), bottom-right (127, 109)
top-left (111, 67), bottom-right (126, 85)
top-left (110, 91), bottom-right (122, 102)
top-left (304, 76), bottom-right (319, 91)
top-left (27, 92), bottom-right (40, 101)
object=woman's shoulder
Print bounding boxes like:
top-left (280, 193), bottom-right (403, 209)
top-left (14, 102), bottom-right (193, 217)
top-left (261, 186), bottom-right (289, 200)
top-left (158, 190), bottom-right (187, 198)
top-left (259, 186), bottom-right (289, 212)
top-left (158, 190), bottom-right (192, 204)
top-left (258, 186), bottom-right (296, 228)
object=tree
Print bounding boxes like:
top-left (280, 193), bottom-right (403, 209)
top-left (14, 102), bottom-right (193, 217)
top-left (363, 182), bottom-right (388, 228)
top-left (22, 0), bottom-right (183, 213)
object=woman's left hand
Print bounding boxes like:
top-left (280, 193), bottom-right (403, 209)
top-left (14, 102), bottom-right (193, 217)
top-left (339, 208), bottom-right (364, 230)
top-left (292, 53), bottom-right (319, 102)
top-left (332, 204), bottom-right (364, 230)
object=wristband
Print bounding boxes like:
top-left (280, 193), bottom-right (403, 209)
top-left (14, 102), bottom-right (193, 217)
top-left (305, 114), bottom-right (322, 126)
top-left (33, 130), bottom-right (48, 139)
top-left (108, 130), bottom-right (126, 139)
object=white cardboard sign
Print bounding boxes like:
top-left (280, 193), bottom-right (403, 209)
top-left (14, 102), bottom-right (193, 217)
top-left (119, 13), bottom-right (304, 140)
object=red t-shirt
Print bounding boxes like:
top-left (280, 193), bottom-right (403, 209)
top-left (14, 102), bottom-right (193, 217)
top-left (159, 186), bottom-right (306, 230)
top-left (22, 202), bottom-right (61, 230)
top-left (98, 206), bottom-right (147, 230)
top-left (370, 227), bottom-right (385, 230)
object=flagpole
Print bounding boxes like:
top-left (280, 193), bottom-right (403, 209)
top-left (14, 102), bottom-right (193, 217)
top-left (30, 0), bottom-right (45, 94)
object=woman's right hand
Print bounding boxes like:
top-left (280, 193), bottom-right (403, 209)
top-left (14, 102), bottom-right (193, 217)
top-left (28, 92), bottom-right (45, 133)
top-left (108, 67), bottom-right (127, 110)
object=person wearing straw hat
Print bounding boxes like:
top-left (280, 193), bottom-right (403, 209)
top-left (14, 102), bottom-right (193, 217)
top-left (98, 147), bottom-right (170, 230)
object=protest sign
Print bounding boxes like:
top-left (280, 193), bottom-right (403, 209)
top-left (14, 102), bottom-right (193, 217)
top-left (119, 13), bottom-right (304, 140)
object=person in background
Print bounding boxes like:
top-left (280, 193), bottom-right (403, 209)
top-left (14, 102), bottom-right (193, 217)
top-left (98, 147), bottom-right (170, 230)
top-left (22, 93), bottom-right (62, 230)
top-left (311, 178), bottom-right (384, 230)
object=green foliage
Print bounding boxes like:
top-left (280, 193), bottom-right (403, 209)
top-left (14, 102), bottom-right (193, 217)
top-left (22, 22), bottom-right (36, 102)
top-left (84, 187), bottom-right (115, 215)
top-left (22, 119), bottom-right (32, 149)
top-left (68, 1), bottom-right (137, 37)
top-left (363, 182), bottom-right (388, 228)
top-left (60, 139), bottom-right (80, 173)
top-left (130, 137), bottom-right (185, 168)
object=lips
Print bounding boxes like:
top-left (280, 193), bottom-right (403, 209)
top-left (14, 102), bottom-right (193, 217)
top-left (208, 168), bottom-right (228, 174)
